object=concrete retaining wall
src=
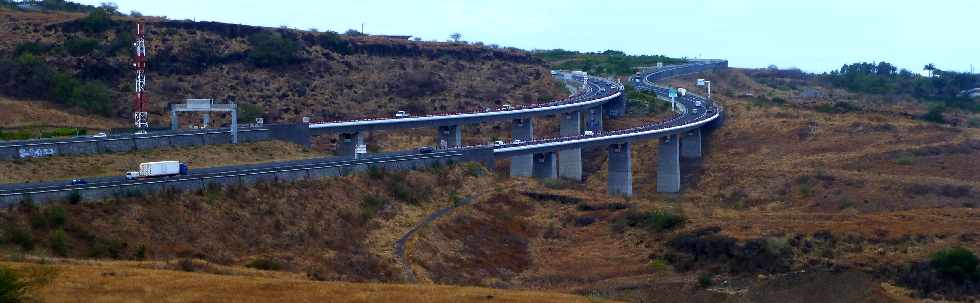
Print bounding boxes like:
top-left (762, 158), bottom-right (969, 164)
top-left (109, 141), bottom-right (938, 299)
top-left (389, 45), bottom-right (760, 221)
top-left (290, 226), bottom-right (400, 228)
top-left (0, 124), bottom-right (311, 160)
top-left (0, 149), bottom-right (485, 207)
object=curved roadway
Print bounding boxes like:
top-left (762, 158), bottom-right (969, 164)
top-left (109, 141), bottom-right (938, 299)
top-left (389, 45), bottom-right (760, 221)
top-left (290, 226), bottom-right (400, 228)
top-left (0, 60), bottom-right (725, 198)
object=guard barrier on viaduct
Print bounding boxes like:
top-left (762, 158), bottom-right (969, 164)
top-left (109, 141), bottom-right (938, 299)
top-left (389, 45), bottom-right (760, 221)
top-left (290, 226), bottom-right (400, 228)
top-left (0, 61), bottom-right (725, 205)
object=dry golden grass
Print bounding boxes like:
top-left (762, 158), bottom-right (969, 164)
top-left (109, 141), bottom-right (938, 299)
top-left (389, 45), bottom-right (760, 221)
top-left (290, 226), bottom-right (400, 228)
top-left (0, 261), bottom-right (609, 303)
top-left (0, 97), bottom-right (127, 130)
top-left (0, 140), bottom-right (323, 183)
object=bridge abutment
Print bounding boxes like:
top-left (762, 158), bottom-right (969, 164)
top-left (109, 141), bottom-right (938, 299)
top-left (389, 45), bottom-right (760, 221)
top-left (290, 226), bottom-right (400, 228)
top-left (337, 131), bottom-right (364, 157)
top-left (532, 152), bottom-right (557, 179)
top-left (437, 125), bottom-right (462, 148)
top-left (681, 128), bottom-right (702, 159)
top-left (607, 142), bottom-right (632, 197)
top-left (559, 111), bottom-right (582, 181)
top-left (510, 118), bottom-right (534, 177)
top-left (657, 135), bottom-right (680, 193)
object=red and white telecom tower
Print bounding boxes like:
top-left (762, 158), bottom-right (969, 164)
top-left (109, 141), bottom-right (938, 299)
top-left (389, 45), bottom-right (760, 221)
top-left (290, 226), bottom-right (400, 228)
top-left (133, 22), bottom-right (149, 129)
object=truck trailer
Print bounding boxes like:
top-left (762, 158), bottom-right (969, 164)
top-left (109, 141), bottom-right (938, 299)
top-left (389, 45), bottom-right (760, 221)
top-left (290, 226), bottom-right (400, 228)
top-left (125, 161), bottom-right (188, 180)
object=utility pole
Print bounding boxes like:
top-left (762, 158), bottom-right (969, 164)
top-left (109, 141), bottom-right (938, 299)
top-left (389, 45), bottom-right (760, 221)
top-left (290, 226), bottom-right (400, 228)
top-left (133, 22), bottom-right (149, 129)
top-left (361, 22), bottom-right (364, 34)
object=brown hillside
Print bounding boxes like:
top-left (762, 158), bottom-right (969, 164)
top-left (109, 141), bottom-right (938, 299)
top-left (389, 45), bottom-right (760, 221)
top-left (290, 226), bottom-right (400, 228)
top-left (0, 9), bottom-right (565, 124)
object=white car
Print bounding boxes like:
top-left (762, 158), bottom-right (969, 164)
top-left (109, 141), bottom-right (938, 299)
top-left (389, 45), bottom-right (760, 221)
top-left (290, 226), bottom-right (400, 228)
top-left (493, 140), bottom-right (505, 146)
top-left (394, 111), bottom-right (409, 118)
top-left (501, 104), bottom-right (513, 110)
top-left (583, 130), bottom-right (594, 136)
top-left (512, 139), bottom-right (523, 144)
top-left (92, 132), bottom-right (107, 138)
top-left (133, 130), bottom-right (148, 135)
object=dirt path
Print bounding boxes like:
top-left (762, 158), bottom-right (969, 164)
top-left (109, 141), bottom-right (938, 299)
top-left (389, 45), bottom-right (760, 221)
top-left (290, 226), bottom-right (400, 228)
top-left (393, 196), bottom-right (474, 282)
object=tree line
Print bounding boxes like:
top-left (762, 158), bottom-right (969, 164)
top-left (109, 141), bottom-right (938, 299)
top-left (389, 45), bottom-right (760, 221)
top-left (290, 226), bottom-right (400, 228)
top-left (824, 61), bottom-right (978, 112)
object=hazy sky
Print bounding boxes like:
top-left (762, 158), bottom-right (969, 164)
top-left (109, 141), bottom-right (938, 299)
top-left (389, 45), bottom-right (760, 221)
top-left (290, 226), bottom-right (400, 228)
top-left (77, 0), bottom-right (977, 73)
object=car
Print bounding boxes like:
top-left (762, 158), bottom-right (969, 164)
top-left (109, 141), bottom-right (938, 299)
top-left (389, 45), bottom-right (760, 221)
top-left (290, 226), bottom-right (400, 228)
top-left (134, 130), bottom-right (148, 135)
top-left (92, 132), bottom-right (107, 138)
top-left (70, 179), bottom-right (88, 185)
top-left (417, 146), bottom-right (434, 154)
top-left (394, 111), bottom-right (409, 118)
top-left (694, 100), bottom-right (703, 107)
top-left (512, 139), bottom-right (523, 144)
top-left (493, 140), bottom-right (505, 146)
top-left (501, 104), bottom-right (513, 110)
top-left (583, 130), bottom-right (594, 136)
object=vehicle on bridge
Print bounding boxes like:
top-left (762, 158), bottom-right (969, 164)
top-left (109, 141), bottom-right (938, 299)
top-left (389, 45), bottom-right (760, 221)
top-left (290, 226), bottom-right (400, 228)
top-left (125, 161), bottom-right (188, 180)
top-left (417, 146), bottom-right (434, 153)
top-left (394, 111), bottom-right (409, 118)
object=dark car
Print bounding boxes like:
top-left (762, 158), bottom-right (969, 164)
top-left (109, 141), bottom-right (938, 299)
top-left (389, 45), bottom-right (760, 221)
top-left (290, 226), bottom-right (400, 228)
top-left (418, 146), bottom-right (434, 154)
top-left (70, 179), bottom-right (88, 185)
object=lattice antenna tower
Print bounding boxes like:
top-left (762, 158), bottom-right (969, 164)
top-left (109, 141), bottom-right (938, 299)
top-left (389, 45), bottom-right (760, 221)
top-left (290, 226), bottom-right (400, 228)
top-left (133, 22), bottom-right (149, 129)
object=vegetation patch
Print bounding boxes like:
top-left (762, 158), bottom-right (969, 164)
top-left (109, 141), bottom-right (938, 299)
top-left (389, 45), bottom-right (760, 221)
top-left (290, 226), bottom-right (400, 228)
top-left (611, 210), bottom-right (685, 233)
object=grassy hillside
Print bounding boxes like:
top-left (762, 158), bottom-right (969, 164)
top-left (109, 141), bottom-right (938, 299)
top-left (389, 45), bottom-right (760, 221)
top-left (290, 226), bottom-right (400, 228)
top-left (0, 261), bottom-right (611, 302)
top-left (0, 8), bottom-right (566, 125)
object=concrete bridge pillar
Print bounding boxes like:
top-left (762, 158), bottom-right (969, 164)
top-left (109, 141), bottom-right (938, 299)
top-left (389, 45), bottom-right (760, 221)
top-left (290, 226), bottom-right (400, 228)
top-left (559, 111), bottom-right (582, 181)
top-left (337, 131), bottom-right (363, 157)
top-left (532, 152), bottom-right (557, 179)
top-left (657, 135), bottom-right (681, 193)
top-left (607, 142), bottom-right (632, 197)
top-left (681, 128), bottom-right (702, 159)
top-left (510, 118), bottom-right (534, 177)
top-left (437, 125), bottom-right (461, 149)
top-left (606, 95), bottom-right (626, 118)
top-left (586, 107), bottom-right (603, 132)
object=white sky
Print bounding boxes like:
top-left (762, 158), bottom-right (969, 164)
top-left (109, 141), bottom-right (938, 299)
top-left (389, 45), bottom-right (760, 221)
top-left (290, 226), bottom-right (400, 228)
top-left (77, 0), bottom-right (978, 73)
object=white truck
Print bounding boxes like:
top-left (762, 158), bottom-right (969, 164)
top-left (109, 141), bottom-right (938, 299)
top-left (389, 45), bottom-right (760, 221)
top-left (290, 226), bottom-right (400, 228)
top-left (125, 161), bottom-right (188, 180)
top-left (678, 88), bottom-right (687, 96)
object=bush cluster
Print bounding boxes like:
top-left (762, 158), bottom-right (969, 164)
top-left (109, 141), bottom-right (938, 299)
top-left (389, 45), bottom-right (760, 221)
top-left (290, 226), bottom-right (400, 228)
top-left (930, 247), bottom-right (979, 282)
top-left (612, 210), bottom-right (685, 233)
top-left (247, 31), bottom-right (301, 67)
top-left (0, 53), bottom-right (114, 116)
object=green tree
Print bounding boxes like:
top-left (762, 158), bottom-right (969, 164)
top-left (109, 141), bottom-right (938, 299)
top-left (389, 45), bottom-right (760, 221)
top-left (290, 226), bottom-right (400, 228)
top-left (247, 31), bottom-right (301, 67)
top-left (930, 247), bottom-right (979, 282)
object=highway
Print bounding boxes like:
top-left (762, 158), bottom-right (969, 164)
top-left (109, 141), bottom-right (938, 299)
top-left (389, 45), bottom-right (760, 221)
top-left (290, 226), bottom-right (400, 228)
top-left (0, 60), bottom-right (725, 200)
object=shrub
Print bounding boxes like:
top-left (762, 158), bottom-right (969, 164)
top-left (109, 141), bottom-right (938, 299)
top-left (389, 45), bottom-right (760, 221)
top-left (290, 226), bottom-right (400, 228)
top-left (67, 190), bottom-right (82, 204)
top-left (360, 195), bottom-right (386, 220)
top-left (764, 237), bottom-right (790, 256)
top-left (574, 216), bottom-right (596, 227)
top-left (67, 81), bottom-right (113, 116)
top-left (921, 105), bottom-right (946, 124)
top-left (698, 272), bottom-right (714, 288)
top-left (0, 266), bottom-right (30, 303)
top-left (245, 258), bottom-right (284, 271)
top-left (78, 9), bottom-right (115, 32)
top-left (930, 247), bottom-right (979, 282)
top-left (64, 36), bottom-right (100, 56)
top-left (622, 210), bottom-right (685, 232)
top-left (648, 258), bottom-right (669, 271)
top-left (49, 229), bottom-right (68, 256)
top-left (247, 31), bottom-right (301, 67)
top-left (541, 178), bottom-right (564, 189)
top-left (7, 227), bottom-right (34, 251)
top-left (29, 206), bottom-right (66, 229)
top-left (895, 155), bottom-right (914, 165)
